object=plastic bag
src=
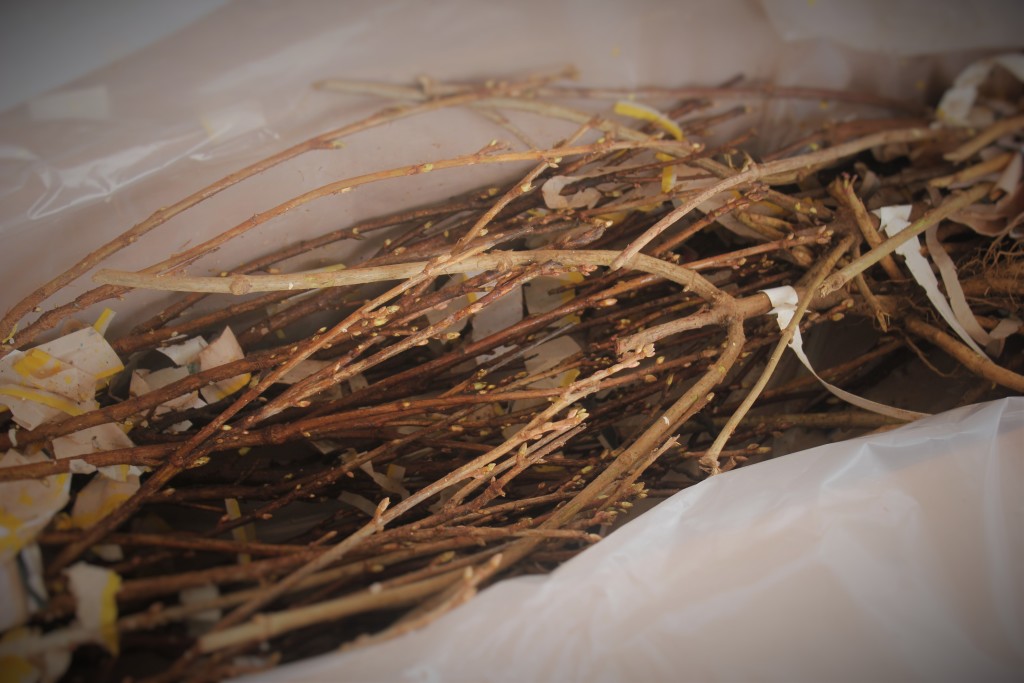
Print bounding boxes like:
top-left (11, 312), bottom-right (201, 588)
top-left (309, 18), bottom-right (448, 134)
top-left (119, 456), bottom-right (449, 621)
top-left (241, 398), bottom-right (1024, 682)
top-left (0, 0), bottom-right (1010, 335)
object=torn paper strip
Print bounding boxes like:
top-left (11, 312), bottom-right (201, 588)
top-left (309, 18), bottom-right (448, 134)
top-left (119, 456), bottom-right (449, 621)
top-left (876, 205), bottom-right (989, 358)
top-left (0, 449), bottom-right (71, 559)
top-left (760, 286), bottom-right (928, 421)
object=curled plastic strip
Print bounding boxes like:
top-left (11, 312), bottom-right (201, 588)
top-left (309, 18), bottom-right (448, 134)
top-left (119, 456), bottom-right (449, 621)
top-left (875, 205), bottom-right (989, 358)
top-left (760, 286), bottom-right (928, 421)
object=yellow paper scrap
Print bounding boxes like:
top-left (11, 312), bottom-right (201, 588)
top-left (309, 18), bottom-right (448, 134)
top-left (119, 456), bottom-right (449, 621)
top-left (224, 498), bottom-right (255, 564)
top-left (0, 627), bottom-right (73, 681)
top-left (65, 562), bottom-right (122, 653)
top-left (51, 423), bottom-right (134, 480)
top-left (0, 450), bottom-right (71, 559)
top-left (661, 166), bottom-right (676, 194)
top-left (655, 153), bottom-right (678, 194)
top-left (198, 328), bottom-right (250, 403)
top-left (32, 327), bottom-right (123, 381)
top-left (69, 475), bottom-right (140, 530)
top-left (0, 652), bottom-right (37, 683)
top-left (0, 325), bottom-right (122, 429)
top-left (0, 386), bottom-right (96, 430)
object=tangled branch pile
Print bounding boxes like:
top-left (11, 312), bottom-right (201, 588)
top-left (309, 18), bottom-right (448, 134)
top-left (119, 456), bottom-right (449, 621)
top-left (1, 64), bottom-right (1022, 681)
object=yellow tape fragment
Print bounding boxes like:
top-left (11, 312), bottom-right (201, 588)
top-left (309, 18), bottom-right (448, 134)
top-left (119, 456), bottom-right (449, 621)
top-left (99, 572), bottom-right (121, 653)
top-left (224, 498), bottom-right (254, 564)
top-left (614, 101), bottom-right (683, 141)
top-left (92, 308), bottom-right (116, 336)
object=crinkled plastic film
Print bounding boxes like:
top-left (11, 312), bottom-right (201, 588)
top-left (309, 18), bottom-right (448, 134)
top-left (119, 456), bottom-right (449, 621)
top-left (242, 398), bottom-right (1024, 683)
top-left (0, 0), bottom-right (1006, 335)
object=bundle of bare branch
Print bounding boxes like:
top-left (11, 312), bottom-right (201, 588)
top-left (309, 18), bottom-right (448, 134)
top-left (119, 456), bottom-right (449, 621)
top-left (0, 66), bottom-right (1021, 682)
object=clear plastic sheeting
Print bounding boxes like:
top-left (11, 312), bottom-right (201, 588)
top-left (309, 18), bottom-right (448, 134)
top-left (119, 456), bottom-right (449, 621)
top-left (240, 398), bottom-right (1024, 682)
top-left (761, 0), bottom-right (1024, 56)
top-left (0, 0), bottom-right (1016, 338)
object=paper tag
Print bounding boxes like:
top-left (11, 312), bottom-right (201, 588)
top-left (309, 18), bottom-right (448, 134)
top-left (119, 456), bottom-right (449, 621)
top-left (761, 286), bottom-right (928, 421)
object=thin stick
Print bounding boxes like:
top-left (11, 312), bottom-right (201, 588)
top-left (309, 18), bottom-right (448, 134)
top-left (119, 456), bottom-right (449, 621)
top-left (700, 233), bottom-right (856, 474)
top-left (0, 80), bottom-right (563, 354)
top-left (197, 570), bottom-right (463, 653)
top-left (97, 249), bottom-right (756, 296)
top-left (46, 242), bottom-right (488, 576)
top-left (819, 183), bottom-right (992, 295)
top-left (930, 151), bottom-right (1015, 188)
top-left (453, 121), bottom-right (594, 251)
top-left (610, 127), bottom-right (944, 269)
top-left (830, 175), bottom-right (902, 281)
top-left (944, 114), bottom-right (1024, 163)
top-left (905, 316), bottom-right (1024, 392)
top-left (192, 245), bottom-right (735, 645)
top-left (319, 79), bottom-right (925, 114)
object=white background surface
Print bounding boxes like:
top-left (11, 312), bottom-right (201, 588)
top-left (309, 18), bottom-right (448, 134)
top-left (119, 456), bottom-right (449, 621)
top-left (0, 0), bottom-right (227, 113)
